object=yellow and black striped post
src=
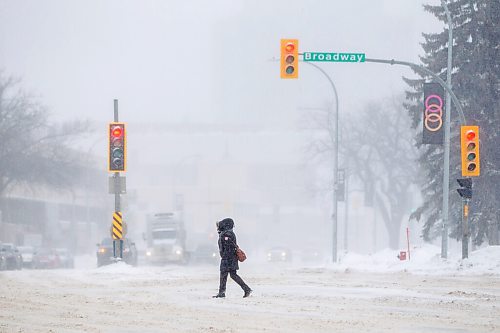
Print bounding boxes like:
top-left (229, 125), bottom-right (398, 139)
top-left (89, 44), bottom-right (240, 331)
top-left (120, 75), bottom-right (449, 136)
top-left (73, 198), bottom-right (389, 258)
top-left (112, 211), bottom-right (123, 240)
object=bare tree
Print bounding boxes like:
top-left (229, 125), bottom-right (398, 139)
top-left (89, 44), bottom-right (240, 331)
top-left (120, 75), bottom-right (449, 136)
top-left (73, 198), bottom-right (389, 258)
top-left (0, 72), bottom-right (92, 199)
top-left (304, 95), bottom-right (419, 249)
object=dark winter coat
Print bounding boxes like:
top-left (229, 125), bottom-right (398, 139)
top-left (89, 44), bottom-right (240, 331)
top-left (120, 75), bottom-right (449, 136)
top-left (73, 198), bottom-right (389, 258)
top-left (217, 218), bottom-right (239, 272)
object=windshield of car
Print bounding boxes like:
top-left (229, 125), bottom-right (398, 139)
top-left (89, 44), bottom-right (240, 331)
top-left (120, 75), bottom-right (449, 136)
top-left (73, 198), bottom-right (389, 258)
top-left (35, 248), bottom-right (53, 255)
top-left (18, 246), bottom-right (34, 254)
top-left (55, 248), bottom-right (69, 255)
top-left (152, 230), bottom-right (177, 239)
top-left (1, 244), bottom-right (13, 251)
top-left (101, 238), bottom-right (113, 246)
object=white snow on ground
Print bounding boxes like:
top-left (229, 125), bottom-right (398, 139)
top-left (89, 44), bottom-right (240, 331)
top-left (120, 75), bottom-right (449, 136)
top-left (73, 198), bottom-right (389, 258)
top-left (333, 244), bottom-right (500, 275)
top-left (0, 244), bottom-right (499, 333)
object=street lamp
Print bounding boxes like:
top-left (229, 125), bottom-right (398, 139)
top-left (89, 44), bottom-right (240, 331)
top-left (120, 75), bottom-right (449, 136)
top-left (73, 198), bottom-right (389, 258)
top-left (302, 61), bottom-right (340, 263)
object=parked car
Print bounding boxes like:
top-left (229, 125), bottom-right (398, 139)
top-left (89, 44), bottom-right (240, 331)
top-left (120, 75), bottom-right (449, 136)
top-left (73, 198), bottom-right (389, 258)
top-left (17, 246), bottom-right (35, 268)
top-left (55, 248), bottom-right (74, 268)
top-left (0, 243), bottom-right (23, 270)
top-left (191, 244), bottom-right (218, 264)
top-left (32, 248), bottom-right (61, 269)
top-left (96, 238), bottom-right (138, 267)
top-left (266, 247), bottom-right (292, 262)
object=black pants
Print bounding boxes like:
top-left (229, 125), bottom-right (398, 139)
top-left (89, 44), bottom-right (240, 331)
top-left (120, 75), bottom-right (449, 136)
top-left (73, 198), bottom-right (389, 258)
top-left (219, 270), bottom-right (249, 293)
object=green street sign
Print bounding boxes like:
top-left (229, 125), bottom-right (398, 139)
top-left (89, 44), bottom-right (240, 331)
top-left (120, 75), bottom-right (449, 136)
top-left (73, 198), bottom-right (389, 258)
top-left (303, 52), bottom-right (365, 63)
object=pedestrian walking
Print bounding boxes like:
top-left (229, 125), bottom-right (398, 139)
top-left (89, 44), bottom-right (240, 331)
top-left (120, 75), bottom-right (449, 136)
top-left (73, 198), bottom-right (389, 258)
top-left (213, 217), bottom-right (252, 298)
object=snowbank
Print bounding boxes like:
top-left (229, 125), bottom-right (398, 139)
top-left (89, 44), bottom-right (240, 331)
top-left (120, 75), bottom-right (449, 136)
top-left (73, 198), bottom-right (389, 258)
top-left (333, 244), bottom-right (500, 275)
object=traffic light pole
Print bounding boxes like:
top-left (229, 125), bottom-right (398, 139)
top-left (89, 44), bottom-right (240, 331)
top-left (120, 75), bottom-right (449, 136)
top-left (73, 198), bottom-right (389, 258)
top-left (113, 99), bottom-right (123, 260)
top-left (302, 61), bottom-right (339, 263)
top-left (462, 199), bottom-right (470, 259)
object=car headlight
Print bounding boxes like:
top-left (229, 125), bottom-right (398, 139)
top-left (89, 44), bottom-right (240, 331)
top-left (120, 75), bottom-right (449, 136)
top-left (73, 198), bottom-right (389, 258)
top-left (212, 252), bottom-right (216, 257)
top-left (98, 248), bottom-right (106, 254)
top-left (146, 250), bottom-right (152, 256)
top-left (173, 246), bottom-right (183, 255)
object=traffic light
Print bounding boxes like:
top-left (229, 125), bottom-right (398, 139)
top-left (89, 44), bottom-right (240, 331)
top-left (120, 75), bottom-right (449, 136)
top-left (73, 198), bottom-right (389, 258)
top-left (457, 178), bottom-right (472, 199)
top-left (460, 125), bottom-right (480, 177)
top-left (422, 82), bottom-right (445, 144)
top-left (108, 122), bottom-right (126, 172)
top-left (280, 39), bottom-right (298, 79)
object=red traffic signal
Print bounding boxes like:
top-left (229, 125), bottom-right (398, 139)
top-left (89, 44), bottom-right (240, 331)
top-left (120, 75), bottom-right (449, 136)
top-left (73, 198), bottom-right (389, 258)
top-left (111, 126), bottom-right (123, 137)
top-left (285, 43), bottom-right (295, 53)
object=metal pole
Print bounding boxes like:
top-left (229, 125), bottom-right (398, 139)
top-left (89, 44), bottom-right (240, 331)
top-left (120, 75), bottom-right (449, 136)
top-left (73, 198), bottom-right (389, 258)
top-left (373, 205), bottom-right (377, 252)
top-left (441, 0), bottom-right (453, 259)
top-left (462, 199), bottom-right (469, 259)
top-left (113, 99), bottom-right (123, 259)
top-left (303, 61), bottom-right (339, 262)
top-left (344, 169), bottom-right (349, 253)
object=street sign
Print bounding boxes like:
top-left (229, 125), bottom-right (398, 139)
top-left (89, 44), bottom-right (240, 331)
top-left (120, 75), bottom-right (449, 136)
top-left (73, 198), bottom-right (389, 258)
top-left (109, 176), bottom-right (126, 194)
top-left (111, 211), bottom-right (125, 240)
top-left (422, 82), bottom-right (445, 144)
top-left (303, 52), bottom-right (365, 63)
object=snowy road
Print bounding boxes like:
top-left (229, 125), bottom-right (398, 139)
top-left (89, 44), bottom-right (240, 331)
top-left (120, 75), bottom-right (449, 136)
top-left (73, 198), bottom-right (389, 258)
top-left (1, 260), bottom-right (499, 333)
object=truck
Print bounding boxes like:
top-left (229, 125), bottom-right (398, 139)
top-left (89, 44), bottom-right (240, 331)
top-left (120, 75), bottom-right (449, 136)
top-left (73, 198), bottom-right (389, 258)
top-left (144, 212), bottom-right (188, 264)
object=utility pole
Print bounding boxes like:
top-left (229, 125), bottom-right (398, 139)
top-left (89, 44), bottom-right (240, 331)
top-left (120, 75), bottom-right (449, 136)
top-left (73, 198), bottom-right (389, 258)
top-left (441, 0), bottom-right (453, 259)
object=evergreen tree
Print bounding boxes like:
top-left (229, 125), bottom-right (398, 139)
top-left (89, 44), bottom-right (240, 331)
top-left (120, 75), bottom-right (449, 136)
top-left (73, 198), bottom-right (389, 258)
top-left (405, 0), bottom-right (499, 245)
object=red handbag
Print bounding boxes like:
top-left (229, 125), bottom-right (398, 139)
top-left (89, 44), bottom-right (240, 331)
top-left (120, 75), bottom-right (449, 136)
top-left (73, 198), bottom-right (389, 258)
top-left (236, 247), bottom-right (247, 262)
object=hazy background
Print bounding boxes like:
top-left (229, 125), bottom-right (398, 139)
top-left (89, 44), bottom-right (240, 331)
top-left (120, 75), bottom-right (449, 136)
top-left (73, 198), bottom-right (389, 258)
top-left (0, 0), bottom-right (445, 256)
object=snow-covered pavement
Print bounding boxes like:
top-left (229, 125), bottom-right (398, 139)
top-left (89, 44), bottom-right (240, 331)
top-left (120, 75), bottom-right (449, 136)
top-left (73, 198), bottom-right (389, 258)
top-left (1, 246), bottom-right (499, 333)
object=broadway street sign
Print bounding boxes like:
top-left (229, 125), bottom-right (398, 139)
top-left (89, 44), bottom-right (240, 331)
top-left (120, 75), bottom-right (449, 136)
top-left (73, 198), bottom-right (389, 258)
top-left (303, 52), bottom-right (365, 63)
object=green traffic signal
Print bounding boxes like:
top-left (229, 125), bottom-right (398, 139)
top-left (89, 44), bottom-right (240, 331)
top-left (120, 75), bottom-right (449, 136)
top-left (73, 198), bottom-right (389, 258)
top-left (113, 148), bottom-right (123, 158)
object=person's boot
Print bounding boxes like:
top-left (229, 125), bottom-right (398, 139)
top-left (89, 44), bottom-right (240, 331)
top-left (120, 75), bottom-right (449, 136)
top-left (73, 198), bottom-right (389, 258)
top-left (212, 292), bottom-right (225, 298)
top-left (243, 288), bottom-right (252, 298)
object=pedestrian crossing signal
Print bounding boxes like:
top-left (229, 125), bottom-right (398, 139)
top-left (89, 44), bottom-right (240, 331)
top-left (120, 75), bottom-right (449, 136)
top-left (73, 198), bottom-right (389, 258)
top-left (457, 178), bottom-right (472, 199)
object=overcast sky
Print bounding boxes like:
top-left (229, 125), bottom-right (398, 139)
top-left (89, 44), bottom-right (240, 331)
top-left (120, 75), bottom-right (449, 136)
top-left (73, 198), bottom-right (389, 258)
top-left (0, 0), bottom-right (444, 164)
top-left (0, 0), bottom-right (449, 245)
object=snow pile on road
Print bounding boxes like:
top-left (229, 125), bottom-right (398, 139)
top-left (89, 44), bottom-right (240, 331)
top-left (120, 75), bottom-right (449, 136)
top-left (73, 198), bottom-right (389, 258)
top-left (334, 244), bottom-right (500, 275)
